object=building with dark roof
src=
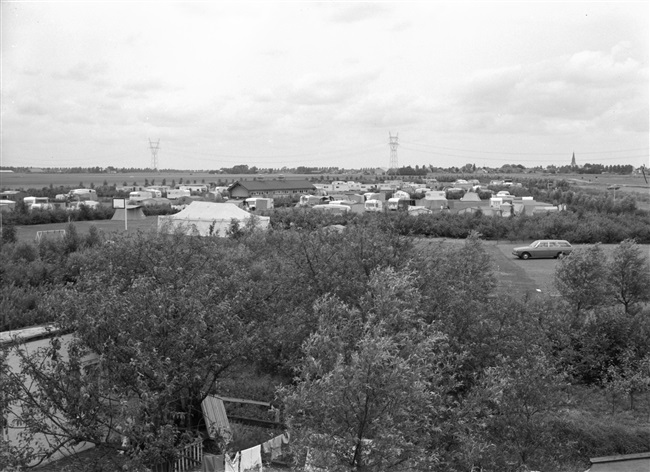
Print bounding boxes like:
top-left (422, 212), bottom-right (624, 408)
top-left (227, 179), bottom-right (316, 201)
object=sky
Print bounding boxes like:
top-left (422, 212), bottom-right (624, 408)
top-left (1, 1), bottom-right (648, 171)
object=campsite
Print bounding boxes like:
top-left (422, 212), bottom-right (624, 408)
top-left (12, 214), bottom-right (645, 302)
top-left (2, 174), bottom-right (650, 472)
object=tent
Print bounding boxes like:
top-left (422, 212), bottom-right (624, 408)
top-left (112, 205), bottom-right (146, 221)
top-left (460, 191), bottom-right (482, 202)
top-left (157, 201), bottom-right (270, 237)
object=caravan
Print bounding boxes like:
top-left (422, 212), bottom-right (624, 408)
top-left (364, 199), bottom-right (383, 212)
top-left (24, 196), bottom-right (53, 211)
top-left (68, 189), bottom-right (98, 201)
top-left (244, 198), bottom-right (274, 211)
top-left (129, 191), bottom-right (154, 203)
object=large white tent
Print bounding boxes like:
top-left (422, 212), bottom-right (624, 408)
top-left (157, 201), bottom-right (270, 237)
top-left (112, 205), bottom-right (146, 221)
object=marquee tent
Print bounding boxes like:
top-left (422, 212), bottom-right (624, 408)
top-left (157, 201), bottom-right (270, 237)
top-left (112, 205), bottom-right (146, 221)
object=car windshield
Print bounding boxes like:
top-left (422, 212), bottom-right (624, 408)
top-left (531, 241), bottom-right (541, 248)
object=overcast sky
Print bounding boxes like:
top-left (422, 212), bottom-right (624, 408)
top-left (1, 1), bottom-right (648, 170)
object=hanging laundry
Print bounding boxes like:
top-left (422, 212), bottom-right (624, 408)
top-left (225, 452), bottom-right (240, 472)
top-left (270, 434), bottom-right (283, 460)
top-left (202, 453), bottom-right (225, 472)
top-left (261, 439), bottom-right (272, 455)
top-left (240, 444), bottom-right (263, 471)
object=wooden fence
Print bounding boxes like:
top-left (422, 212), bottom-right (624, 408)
top-left (152, 439), bottom-right (203, 472)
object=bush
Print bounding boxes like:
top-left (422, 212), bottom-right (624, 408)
top-left (1, 223), bottom-right (17, 244)
top-left (550, 410), bottom-right (650, 462)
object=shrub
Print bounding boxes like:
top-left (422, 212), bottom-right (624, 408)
top-left (1, 223), bottom-right (17, 244)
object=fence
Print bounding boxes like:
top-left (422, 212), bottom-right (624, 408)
top-left (35, 229), bottom-right (67, 242)
top-left (152, 439), bottom-right (203, 472)
top-left (174, 439), bottom-right (203, 472)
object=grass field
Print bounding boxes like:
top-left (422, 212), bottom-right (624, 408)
top-left (2, 170), bottom-right (648, 191)
top-left (15, 216), bottom-right (649, 296)
top-left (13, 216), bottom-right (160, 242)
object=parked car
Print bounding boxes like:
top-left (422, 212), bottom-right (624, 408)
top-left (512, 240), bottom-right (573, 260)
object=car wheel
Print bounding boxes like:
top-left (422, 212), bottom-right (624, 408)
top-left (557, 252), bottom-right (564, 259)
top-left (521, 252), bottom-right (531, 260)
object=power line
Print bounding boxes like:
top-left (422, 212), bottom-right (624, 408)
top-left (161, 143), bottom-right (385, 159)
top-left (388, 132), bottom-right (399, 170)
top-left (149, 139), bottom-right (160, 170)
top-left (398, 145), bottom-right (648, 163)
top-left (400, 140), bottom-right (648, 156)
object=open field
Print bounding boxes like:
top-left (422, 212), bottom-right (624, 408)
top-left (15, 218), bottom-right (648, 299)
top-left (413, 238), bottom-right (650, 298)
top-left (13, 216), bottom-right (160, 242)
top-left (2, 171), bottom-right (648, 191)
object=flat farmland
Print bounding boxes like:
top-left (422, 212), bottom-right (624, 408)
top-left (2, 170), bottom-right (648, 192)
top-left (415, 238), bottom-right (650, 297)
top-left (1, 172), bottom-right (240, 190)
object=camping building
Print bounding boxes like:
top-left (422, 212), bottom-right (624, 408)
top-left (157, 201), bottom-right (270, 237)
top-left (227, 179), bottom-right (316, 201)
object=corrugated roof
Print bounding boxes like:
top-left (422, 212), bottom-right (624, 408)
top-left (202, 395), bottom-right (231, 440)
top-left (229, 180), bottom-right (315, 191)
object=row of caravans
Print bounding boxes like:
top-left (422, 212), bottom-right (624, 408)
top-left (23, 189), bottom-right (99, 211)
top-left (303, 189), bottom-right (419, 214)
top-left (310, 198), bottom-right (415, 214)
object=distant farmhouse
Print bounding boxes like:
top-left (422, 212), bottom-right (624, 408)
top-left (228, 179), bottom-right (316, 201)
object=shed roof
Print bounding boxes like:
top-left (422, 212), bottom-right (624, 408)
top-left (201, 395), bottom-right (231, 440)
top-left (588, 452), bottom-right (650, 472)
top-left (228, 180), bottom-right (315, 192)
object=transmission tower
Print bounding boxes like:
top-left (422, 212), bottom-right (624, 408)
top-left (149, 139), bottom-right (160, 170)
top-left (388, 132), bottom-right (399, 171)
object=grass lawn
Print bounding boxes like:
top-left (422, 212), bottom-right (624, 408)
top-left (14, 216), bottom-right (159, 243)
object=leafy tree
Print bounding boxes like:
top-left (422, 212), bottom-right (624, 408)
top-left (554, 244), bottom-right (612, 314)
top-left (1, 231), bottom-right (260, 470)
top-left (604, 353), bottom-right (650, 413)
top-left (609, 239), bottom-right (650, 314)
top-left (465, 351), bottom-right (569, 471)
top-left (1, 223), bottom-right (17, 244)
top-left (281, 269), bottom-right (458, 471)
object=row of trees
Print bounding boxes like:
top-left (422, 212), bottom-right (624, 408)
top-left (2, 213), bottom-right (649, 471)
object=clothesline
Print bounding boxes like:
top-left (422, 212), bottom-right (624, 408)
top-left (202, 431), bottom-right (290, 472)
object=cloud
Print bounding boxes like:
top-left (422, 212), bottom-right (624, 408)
top-left (123, 78), bottom-right (170, 94)
top-left (328, 3), bottom-right (391, 24)
top-left (14, 98), bottom-right (48, 117)
top-left (452, 43), bottom-right (648, 135)
top-left (52, 61), bottom-right (109, 83)
top-left (285, 72), bottom-right (375, 106)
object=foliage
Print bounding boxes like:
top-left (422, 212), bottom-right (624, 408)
top-left (281, 268), bottom-right (458, 471)
top-left (463, 351), bottom-right (569, 471)
top-left (554, 244), bottom-right (612, 313)
top-left (2, 208), bottom-right (649, 471)
top-left (1, 230), bottom-right (262, 469)
top-left (1, 223), bottom-right (17, 244)
top-left (609, 239), bottom-right (650, 314)
top-left (1, 206), bottom-right (115, 226)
